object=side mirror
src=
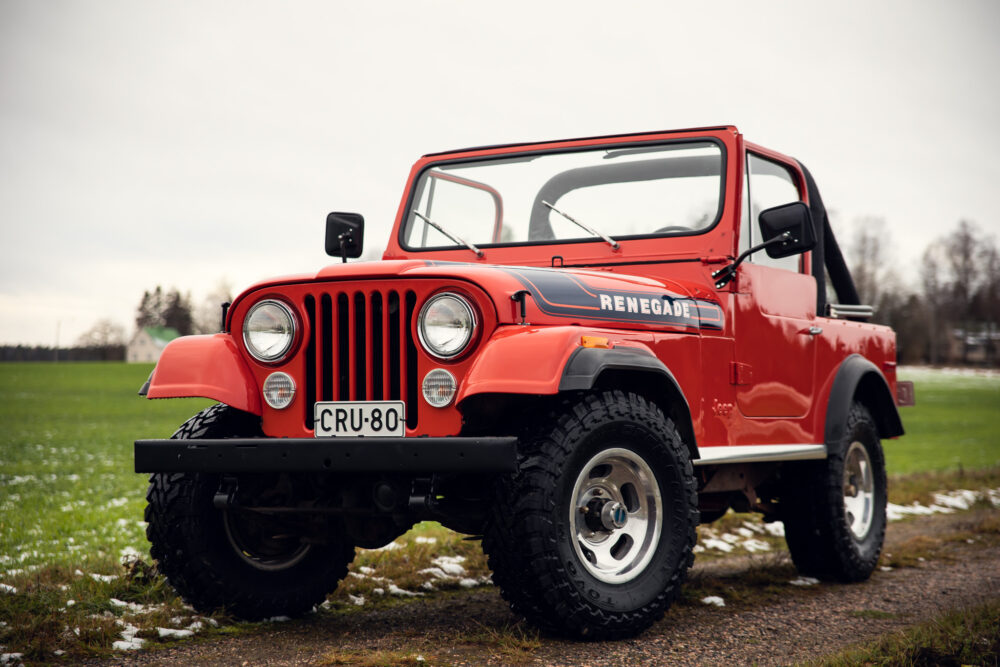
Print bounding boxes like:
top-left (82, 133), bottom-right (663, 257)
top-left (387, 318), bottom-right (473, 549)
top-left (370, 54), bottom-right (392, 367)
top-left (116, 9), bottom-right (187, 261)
top-left (759, 202), bottom-right (816, 258)
top-left (325, 212), bottom-right (364, 262)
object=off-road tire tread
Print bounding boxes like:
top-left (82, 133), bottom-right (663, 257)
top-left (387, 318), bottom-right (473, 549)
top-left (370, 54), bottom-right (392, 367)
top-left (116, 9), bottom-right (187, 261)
top-left (783, 402), bottom-right (887, 582)
top-left (483, 390), bottom-right (698, 640)
top-left (145, 404), bottom-right (355, 619)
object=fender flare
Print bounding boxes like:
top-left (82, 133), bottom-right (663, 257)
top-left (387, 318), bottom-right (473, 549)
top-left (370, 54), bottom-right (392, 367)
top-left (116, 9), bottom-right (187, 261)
top-left (560, 346), bottom-right (698, 460)
top-left (824, 354), bottom-right (903, 450)
top-left (144, 334), bottom-right (262, 415)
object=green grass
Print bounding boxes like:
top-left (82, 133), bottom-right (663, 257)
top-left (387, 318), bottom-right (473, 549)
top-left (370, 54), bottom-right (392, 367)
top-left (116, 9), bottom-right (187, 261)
top-left (0, 362), bottom-right (210, 574)
top-left (819, 599), bottom-right (1000, 666)
top-left (0, 362), bottom-right (998, 661)
top-left (890, 367), bottom-right (1000, 474)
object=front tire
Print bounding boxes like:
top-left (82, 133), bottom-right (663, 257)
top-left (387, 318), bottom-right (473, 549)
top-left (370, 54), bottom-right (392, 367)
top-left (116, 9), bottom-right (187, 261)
top-left (483, 391), bottom-right (698, 640)
top-left (145, 404), bottom-right (356, 619)
top-left (782, 402), bottom-right (887, 582)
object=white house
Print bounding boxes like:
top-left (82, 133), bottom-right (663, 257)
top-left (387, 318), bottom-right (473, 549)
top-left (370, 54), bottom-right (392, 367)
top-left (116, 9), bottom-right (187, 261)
top-left (127, 327), bottom-right (181, 363)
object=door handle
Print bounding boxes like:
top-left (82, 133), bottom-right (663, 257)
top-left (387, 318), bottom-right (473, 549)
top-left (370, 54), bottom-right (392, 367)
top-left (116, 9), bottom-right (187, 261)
top-left (806, 326), bottom-right (823, 336)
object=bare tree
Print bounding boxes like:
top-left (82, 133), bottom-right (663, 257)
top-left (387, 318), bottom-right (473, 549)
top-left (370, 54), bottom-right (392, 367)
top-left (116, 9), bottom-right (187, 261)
top-left (848, 216), bottom-right (890, 308)
top-left (921, 243), bottom-right (948, 365)
top-left (945, 220), bottom-right (982, 363)
top-left (76, 319), bottom-right (126, 348)
top-left (194, 280), bottom-right (235, 334)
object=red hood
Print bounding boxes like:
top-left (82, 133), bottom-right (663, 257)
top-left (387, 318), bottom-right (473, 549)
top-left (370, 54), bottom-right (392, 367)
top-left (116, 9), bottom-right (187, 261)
top-left (232, 259), bottom-right (722, 334)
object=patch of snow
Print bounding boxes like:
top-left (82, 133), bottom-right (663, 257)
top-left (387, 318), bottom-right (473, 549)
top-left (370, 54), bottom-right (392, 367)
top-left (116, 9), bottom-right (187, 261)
top-left (763, 522), bottom-right (785, 537)
top-left (358, 566), bottom-right (376, 575)
top-left (369, 541), bottom-right (403, 551)
top-left (431, 555), bottom-right (466, 576)
top-left (0, 584), bottom-right (16, 595)
top-left (418, 567), bottom-right (451, 580)
top-left (265, 615), bottom-right (291, 623)
top-left (701, 596), bottom-right (725, 607)
top-left (879, 566), bottom-right (893, 572)
top-left (112, 623), bottom-right (144, 650)
top-left (719, 533), bottom-right (740, 544)
top-left (701, 538), bottom-right (734, 553)
top-left (692, 544), bottom-right (706, 554)
top-left (66, 599), bottom-right (75, 607)
top-left (372, 587), bottom-right (385, 595)
top-left (90, 573), bottom-right (118, 583)
top-left (119, 546), bottom-right (142, 561)
top-left (387, 583), bottom-right (423, 597)
top-left (109, 598), bottom-right (149, 614)
top-left (736, 527), bottom-right (755, 538)
top-left (789, 577), bottom-right (820, 586)
top-left (421, 582), bottom-right (435, 591)
top-left (348, 594), bottom-right (365, 606)
top-left (414, 536), bottom-right (437, 544)
top-left (157, 627), bottom-right (194, 638)
top-left (741, 538), bottom-right (771, 553)
top-left (1, 653), bottom-right (24, 665)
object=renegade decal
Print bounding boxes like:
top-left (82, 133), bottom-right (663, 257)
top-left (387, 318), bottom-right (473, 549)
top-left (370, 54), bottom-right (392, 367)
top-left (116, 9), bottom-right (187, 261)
top-left (500, 267), bottom-right (723, 330)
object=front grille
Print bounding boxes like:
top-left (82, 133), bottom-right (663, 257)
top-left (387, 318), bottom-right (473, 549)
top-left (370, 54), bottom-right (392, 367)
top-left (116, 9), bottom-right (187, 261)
top-left (303, 288), bottom-right (419, 430)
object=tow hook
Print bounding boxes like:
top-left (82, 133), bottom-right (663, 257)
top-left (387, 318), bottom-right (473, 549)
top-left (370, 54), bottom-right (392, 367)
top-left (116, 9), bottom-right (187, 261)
top-left (213, 476), bottom-right (238, 510)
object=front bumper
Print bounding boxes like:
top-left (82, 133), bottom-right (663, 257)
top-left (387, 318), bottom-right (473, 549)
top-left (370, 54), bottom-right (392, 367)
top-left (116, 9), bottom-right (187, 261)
top-left (134, 436), bottom-right (518, 474)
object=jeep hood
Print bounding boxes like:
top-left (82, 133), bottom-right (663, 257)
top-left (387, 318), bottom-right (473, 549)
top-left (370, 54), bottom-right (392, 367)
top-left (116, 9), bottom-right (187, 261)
top-left (234, 259), bottom-right (722, 334)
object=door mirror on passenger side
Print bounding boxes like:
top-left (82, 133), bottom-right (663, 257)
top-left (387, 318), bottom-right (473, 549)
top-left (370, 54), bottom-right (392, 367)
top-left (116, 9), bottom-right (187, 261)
top-left (325, 212), bottom-right (365, 262)
top-left (759, 202), bottom-right (816, 259)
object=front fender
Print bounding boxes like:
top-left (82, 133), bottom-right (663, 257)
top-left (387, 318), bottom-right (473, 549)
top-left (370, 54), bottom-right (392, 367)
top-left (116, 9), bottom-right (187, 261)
top-left (457, 326), bottom-right (583, 400)
top-left (145, 334), bottom-right (262, 415)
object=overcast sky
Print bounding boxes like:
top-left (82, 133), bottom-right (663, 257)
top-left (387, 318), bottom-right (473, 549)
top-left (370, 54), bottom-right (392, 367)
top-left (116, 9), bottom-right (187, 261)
top-left (2, 0), bottom-right (998, 346)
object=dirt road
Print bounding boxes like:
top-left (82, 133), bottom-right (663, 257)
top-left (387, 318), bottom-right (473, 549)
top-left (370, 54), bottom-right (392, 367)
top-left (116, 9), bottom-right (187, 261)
top-left (101, 509), bottom-right (1000, 666)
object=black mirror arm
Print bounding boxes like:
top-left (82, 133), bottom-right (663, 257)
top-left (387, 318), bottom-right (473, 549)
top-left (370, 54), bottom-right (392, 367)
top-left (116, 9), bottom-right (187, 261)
top-left (711, 232), bottom-right (792, 289)
top-left (339, 231), bottom-right (355, 264)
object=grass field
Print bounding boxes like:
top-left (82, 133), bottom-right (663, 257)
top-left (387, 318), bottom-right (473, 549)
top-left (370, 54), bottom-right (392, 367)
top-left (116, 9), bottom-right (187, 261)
top-left (0, 362), bottom-right (998, 661)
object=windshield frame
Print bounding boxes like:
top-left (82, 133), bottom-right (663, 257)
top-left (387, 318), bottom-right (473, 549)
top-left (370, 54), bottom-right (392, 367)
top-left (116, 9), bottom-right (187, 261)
top-left (397, 137), bottom-right (728, 254)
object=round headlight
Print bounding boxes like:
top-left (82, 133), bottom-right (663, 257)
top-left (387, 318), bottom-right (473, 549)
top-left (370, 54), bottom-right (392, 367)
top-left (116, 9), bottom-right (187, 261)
top-left (243, 300), bottom-right (296, 362)
top-left (417, 293), bottom-right (476, 359)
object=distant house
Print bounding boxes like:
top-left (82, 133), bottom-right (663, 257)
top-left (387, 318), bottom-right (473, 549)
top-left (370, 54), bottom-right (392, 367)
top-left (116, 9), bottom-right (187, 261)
top-left (127, 327), bottom-right (181, 363)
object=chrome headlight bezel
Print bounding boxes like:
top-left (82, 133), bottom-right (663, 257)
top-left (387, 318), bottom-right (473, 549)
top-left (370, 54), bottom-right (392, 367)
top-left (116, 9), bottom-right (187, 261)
top-left (243, 299), bottom-right (297, 363)
top-left (417, 292), bottom-right (477, 360)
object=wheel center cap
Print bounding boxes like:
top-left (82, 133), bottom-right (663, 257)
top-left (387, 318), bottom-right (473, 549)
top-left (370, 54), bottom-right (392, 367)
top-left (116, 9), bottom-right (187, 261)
top-left (600, 501), bottom-right (628, 530)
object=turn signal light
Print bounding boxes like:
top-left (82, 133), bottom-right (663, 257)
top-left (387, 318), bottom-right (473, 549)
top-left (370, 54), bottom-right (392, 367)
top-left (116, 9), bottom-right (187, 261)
top-left (581, 336), bottom-right (611, 349)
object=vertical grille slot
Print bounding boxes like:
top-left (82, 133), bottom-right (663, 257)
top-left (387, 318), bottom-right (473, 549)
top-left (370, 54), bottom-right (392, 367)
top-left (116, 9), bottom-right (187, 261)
top-left (304, 295), bottom-right (316, 429)
top-left (304, 284), bottom-right (420, 432)
top-left (321, 294), bottom-right (334, 402)
top-left (337, 293), bottom-right (350, 400)
top-left (405, 290), bottom-right (418, 429)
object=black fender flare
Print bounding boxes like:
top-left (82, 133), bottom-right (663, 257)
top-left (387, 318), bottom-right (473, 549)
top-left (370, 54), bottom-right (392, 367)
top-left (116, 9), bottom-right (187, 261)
top-left (559, 346), bottom-right (698, 460)
top-left (824, 355), bottom-right (904, 451)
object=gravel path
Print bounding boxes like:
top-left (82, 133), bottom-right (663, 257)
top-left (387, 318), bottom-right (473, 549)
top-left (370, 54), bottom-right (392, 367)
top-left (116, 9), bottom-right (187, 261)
top-left (99, 509), bottom-right (1000, 666)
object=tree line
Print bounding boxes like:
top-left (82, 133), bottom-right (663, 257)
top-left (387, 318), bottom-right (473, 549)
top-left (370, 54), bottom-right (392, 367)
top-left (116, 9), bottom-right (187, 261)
top-left (848, 219), bottom-right (998, 366)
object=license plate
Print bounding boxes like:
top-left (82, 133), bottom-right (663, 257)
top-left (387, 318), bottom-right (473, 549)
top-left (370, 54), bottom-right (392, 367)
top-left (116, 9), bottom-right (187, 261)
top-left (314, 401), bottom-right (405, 437)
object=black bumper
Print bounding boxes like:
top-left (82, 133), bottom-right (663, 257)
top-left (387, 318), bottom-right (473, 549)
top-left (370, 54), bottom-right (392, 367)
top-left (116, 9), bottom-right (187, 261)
top-left (134, 436), bottom-right (518, 474)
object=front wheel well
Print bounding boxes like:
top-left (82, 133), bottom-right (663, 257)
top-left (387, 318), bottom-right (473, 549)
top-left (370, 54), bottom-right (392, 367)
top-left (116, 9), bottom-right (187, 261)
top-left (591, 369), bottom-right (698, 461)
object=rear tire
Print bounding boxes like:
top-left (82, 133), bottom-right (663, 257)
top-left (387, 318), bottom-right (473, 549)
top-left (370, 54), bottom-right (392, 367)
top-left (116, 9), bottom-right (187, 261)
top-left (145, 404), bottom-right (355, 619)
top-left (782, 402), bottom-right (887, 582)
top-left (483, 391), bottom-right (698, 640)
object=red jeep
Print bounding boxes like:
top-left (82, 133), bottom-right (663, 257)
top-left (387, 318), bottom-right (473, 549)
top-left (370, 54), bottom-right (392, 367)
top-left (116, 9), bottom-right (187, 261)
top-left (136, 126), bottom-right (905, 639)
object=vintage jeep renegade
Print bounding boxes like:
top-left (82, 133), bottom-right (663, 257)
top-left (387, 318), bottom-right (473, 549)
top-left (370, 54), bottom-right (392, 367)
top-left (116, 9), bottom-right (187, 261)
top-left (136, 126), bottom-right (906, 639)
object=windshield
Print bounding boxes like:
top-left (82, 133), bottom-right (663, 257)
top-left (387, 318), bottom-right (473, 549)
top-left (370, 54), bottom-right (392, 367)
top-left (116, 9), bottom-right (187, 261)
top-left (402, 140), bottom-right (724, 251)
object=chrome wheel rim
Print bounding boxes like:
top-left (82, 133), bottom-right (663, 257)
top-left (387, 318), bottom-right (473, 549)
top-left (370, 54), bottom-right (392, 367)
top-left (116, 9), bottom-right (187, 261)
top-left (843, 441), bottom-right (875, 540)
top-left (223, 511), bottom-right (311, 572)
top-left (570, 447), bottom-right (662, 584)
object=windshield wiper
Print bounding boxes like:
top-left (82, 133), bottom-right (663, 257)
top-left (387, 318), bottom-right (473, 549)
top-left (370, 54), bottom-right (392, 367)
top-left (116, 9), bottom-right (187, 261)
top-left (542, 201), bottom-right (619, 250)
top-left (412, 211), bottom-right (483, 257)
